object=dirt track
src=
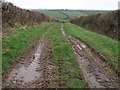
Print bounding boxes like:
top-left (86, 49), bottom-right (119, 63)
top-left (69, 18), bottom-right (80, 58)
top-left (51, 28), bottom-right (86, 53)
top-left (2, 36), bottom-right (51, 88)
top-left (2, 25), bottom-right (119, 88)
top-left (61, 25), bottom-right (119, 88)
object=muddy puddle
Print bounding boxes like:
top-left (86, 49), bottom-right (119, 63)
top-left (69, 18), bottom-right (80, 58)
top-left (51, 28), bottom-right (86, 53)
top-left (61, 25), bottom-right (66, 36)
top-left (61, 26), bottom-right (119, 88)
top-left (7, 42), bottom-right (44, 83)
top-left (3, 36), bottom-right (51, 88)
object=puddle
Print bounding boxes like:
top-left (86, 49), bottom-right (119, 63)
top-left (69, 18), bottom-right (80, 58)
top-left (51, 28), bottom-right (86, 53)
top-left (77, 45), bottom-right (82, 50)
top-left (7, 42), bottom-right (44, 83)
top-left (61, 28), bottom-right (66, 36)
top-left (81, 44), bottom-right (86, 48)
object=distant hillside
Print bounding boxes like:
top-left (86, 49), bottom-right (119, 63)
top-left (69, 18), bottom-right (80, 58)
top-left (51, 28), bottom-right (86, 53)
top-left (2, 2), bottom-right (54, 32)
top-left (70, 10), bottom-right (119, 40)
top-left (35, 9), bottom-right (108, 20)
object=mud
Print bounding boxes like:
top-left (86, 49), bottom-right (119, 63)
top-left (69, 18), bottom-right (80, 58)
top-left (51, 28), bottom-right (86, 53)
top-left (61, 26), bottom-right (119, 88)
top-left (2, 36), bottom-right (51, 88)
top-left (61, 25), bottom-right (66, 36)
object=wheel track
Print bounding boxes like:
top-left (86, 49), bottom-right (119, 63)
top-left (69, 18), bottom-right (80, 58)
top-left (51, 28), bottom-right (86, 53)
top-left (2, 35), bottom-right (52, 88)
top-left (61, 25), bottom-right (119, 88)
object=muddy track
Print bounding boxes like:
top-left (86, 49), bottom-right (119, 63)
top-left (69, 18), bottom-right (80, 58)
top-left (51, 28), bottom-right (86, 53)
top-left (61, 25), bottom-right (119, 88)
top-left (2, 36), bottom-right (51, 88)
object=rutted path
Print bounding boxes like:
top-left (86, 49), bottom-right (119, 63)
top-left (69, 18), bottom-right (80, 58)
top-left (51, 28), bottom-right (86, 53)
top-left (3, 36), bottom-right (51, 88)
top-left (61, 25), bottom-right (118, 88)
top-left (2, 24), bottom-right (119, 88)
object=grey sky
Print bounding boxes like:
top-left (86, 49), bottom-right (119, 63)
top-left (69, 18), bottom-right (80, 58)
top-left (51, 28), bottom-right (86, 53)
top-left (6, 0), bottom-right (119, 10)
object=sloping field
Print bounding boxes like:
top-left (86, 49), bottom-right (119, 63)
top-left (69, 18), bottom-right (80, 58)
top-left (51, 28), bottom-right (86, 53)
top-left (61, 10), bottom-right (87, 18)
top-left (58, 10), bottom-right (87, 20)
top-left (39, 10), bottom-right (66, 19)
top-left (38, 10), bottom-right (107, 20)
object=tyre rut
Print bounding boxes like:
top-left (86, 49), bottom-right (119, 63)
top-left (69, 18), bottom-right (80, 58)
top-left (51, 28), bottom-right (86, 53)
top-left (61, 25), bottom-right (118, 88)
top-left (3, 36), bottom-right (51, 88)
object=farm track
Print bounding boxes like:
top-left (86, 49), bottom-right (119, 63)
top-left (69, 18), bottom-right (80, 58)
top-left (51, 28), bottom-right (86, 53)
top-left (61, 25), bottom-right (119, 88)
top-left (2, 36), bottom-right (51, 88)
top-left (2, 24), bottom-right (119, 88)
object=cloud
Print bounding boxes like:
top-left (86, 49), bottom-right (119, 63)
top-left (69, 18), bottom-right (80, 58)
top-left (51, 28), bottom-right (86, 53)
top-left (6, 0), bottom-right (119, 10)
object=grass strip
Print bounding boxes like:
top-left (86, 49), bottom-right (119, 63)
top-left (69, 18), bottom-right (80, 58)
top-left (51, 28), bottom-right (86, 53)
top-left (47, 23), bottom-right (86, 88)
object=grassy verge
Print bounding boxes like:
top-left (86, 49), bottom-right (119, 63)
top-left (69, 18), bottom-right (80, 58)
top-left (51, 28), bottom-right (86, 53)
top-left (64, 23), bottom-right (119, 71)
top-left (47, 23), bottom-right (86, 88)
top-left (2, 22), bottom-right (53, 72)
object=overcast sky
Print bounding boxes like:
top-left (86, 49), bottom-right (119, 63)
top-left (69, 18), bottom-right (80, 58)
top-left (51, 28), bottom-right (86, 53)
top-left (6, 0), bottom-right (120, 10)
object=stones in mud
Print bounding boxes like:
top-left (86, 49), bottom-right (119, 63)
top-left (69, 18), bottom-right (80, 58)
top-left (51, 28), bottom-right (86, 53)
top-left (12, 80), bottom-right (17, 84)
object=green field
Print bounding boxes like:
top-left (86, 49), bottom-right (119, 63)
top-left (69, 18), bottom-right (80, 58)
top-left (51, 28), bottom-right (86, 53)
top-left (37, 10), bottom-right (108, 20)
top-left (39, 10), bottom-right (66, 19)
top-left (61, 10), bottom-right (87, 18)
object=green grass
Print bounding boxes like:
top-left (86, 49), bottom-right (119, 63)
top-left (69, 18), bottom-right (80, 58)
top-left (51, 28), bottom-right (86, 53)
top-left (2, 22), bottom-right (53, 72)
top-left (39, 10), bottom-right (66, 19)
top-left (37, 10), bottom-right (108, 20)
top-left (62, 11), bottom-right (87, 18)
top-left (64, 23), bottom-right (119, 71)
top-left (39, 10), bottom-right (87, 19)
top-left (47, 23), bottom-right (86, 88)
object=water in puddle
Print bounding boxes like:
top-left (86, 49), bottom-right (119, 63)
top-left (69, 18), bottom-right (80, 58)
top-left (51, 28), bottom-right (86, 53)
top-left (77, 45), bottom-right (82, 50)
top-left (81, 44), bottom-right (86, 48)
top-left (7, 43), bottom-right (43, 83)
top-left (61, 28), bottom-right (66, 36)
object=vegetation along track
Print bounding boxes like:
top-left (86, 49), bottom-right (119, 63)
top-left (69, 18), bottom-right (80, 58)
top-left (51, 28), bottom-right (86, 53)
top-left (61, 25), bottom-right (118, 88)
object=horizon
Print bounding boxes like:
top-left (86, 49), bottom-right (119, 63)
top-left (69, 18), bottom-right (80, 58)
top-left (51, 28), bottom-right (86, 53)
top-left (29, 8), bottom-right (116, 11)
top-left (5, 0), bottom-right (120, 10)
